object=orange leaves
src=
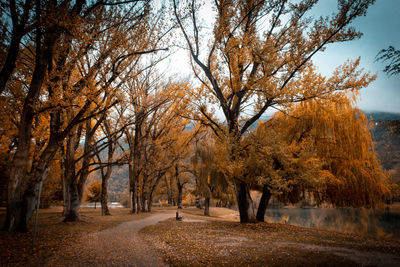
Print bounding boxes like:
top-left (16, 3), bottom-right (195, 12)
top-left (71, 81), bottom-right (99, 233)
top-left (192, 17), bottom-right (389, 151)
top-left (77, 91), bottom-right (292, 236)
top-left (272, 92), bottom-right (391, 208)
top-left (86, 181), bottom-right (102, 203)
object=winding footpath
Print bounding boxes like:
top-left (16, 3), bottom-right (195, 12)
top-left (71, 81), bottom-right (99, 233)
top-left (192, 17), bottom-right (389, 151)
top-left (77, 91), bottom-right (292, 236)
top-left (44, 211), bottom-right (175, 267)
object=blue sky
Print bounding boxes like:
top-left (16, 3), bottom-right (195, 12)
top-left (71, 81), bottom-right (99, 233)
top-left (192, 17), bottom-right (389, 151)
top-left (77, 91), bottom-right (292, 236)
top-left (312, 0), bottom-right (400, 113)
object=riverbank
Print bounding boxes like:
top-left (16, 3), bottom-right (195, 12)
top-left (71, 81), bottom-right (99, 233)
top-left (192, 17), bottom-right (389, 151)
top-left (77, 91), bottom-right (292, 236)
top-left (140, 207), bottom-right (400, 266)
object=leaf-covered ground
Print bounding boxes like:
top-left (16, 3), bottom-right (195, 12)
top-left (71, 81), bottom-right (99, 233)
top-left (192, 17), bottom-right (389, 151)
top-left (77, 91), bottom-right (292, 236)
top-left (0, 207), bottom-right (151, 266)
top-left (1, 206), bottom-right (400, 266)
top-left (140, 207), bottom-right (400, 267)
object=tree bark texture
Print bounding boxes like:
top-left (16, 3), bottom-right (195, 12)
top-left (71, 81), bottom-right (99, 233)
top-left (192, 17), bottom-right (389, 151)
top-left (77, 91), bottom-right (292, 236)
top-left (63, 132), bottom-right (80, 222)
top-left (4, 23), bottom-right (51, 231)
top-left (177, 182), bottom-right (183, 209)
top-left (234, 179), bottom-right (256, 223)
top-left (129, 160), bottom-right (137, 213)
top-left (256, 185), bottom-right (272, 222)
top-left (101, 176), bottom-right (110, 216)
top-left (204, 196), bottom-right (210, 216)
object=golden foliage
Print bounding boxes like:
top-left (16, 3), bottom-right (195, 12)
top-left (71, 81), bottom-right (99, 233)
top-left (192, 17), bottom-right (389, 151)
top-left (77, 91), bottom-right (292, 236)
top-left (270, 91), bottom-right (391, 207)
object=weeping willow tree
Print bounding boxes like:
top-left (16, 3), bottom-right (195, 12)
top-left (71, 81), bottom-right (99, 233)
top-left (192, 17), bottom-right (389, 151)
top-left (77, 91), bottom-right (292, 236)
top-left (242, 120), bottom-right (322, 221)
top-left (250, 90), bottom-right (392, 220)
top-left (192, 137), bottom-right (231, 216)
top-left (280, 92), bottom-right (391, 207)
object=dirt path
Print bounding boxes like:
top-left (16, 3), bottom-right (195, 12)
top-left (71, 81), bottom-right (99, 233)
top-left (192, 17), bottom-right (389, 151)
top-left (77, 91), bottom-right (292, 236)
top-left (44, 211), bottom-right (175, 267)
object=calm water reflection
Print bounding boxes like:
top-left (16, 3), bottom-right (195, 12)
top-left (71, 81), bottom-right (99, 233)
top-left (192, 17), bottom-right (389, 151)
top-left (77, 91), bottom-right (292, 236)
top-left (265, 207), bottom-right (400, 239)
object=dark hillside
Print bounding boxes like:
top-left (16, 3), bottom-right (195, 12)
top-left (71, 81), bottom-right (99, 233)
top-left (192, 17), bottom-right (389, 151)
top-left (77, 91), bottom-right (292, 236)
top-left (372, 120), bottom-right (400, 170)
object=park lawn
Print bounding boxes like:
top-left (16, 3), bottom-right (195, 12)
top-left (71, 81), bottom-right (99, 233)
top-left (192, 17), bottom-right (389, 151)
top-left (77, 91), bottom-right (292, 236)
top-left (0, 207), bottom-right (149, 266)
top-left (140, 207), bottom-right (400, 267)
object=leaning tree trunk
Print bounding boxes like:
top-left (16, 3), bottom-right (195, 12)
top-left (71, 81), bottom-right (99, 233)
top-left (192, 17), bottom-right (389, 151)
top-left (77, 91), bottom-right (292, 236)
top-left (0, 27), bottom-right (26, 95)
top-left (63, 119), bottom-right (94, 223)
top-left (17, 146), bottom-right (56, 231)
top-left (4, 40), bottom-right (49, 232)
top-left (147, 172), bottom-right (164, 213)
top-left (256, 185), bottom-right (272, 222)
top-left (234, 179), bottom-right (256, 223)
top-left (5, 145), bottom-right (27, 232)
top-left (204, 196), bottom-right (210, 216)
top-left (100, 121), bottom-right (115, 216)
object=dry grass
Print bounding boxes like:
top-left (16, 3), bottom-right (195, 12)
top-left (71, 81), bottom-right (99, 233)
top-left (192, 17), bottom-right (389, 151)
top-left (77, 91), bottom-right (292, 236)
top-left (177, 207), bottom-right (239, 222)
top-left (140, 207), bottom-right (400, 267)
top-left (0, 207), bottom-right (149, 266)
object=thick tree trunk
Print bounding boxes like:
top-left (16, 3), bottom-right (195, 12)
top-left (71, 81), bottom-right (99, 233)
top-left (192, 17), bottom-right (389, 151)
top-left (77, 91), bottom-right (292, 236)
top-left (129, 161), bottom-right (137, 213)
top-left (204, 196), bottom-right (210, 216)
top-left (64, 119), bottom-right (95, 222)
top-left (17, 153), bottom-right (54, 231)
top-left (128, 146), bottom-right (141, 214)
top-left (63, 181), bottom-right (81, 222)
top-left (141, 194), bottom-right (147, 212)
top-left (234, 179), bottom-right (256, 223)
top-left (101, 177), bottom-right (110, 216)
top-left (256, 185), bottom-right (272, 222)
top-left (5, 149), bottom-right (27, 232)
top-left (141, 178), bottom-right (148, 212)
top-left (4, 38), bottom-right (49, 232)
top-left (100, 153), bottom-right (112, 216)
top-left (62, 174), bottom-right (69, 216)
top-left (63, 132), bottom-right (80, 222)
top-left (7, 121), bottom-right (63, 231)
top-left (147, 192), bottom-right (153, 212)
top-left (177, 182), bottom-right (183, 209)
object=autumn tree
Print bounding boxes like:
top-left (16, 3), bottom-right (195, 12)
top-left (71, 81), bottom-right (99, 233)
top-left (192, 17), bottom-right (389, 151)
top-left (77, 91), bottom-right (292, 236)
top-left (274, 93), bottom-right (391, 208)
top-left (122, 70), bottom-right (169, 213)
top-left (192, 135), bottom-right (229, 216)
top-left (168, 126), bottom-right (201, 209)
top-left (241, 89), bottom-right (392, 222)
top-left (3, 0), bottom-right (170, 231)
top-left (174, 0), bottom-right (376, 222)
top-left (93, 111), bottom-right (125, 216)
top-left (3, 0), bottom-right (102, 232)
top-left (86, 181), bottom-right (102, 209)
top-left (122, 71), bottom-right (195, 212)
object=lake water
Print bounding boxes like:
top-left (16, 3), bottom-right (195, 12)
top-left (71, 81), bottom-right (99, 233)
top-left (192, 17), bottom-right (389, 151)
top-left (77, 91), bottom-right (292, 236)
top-left (265, 207), bottom-right (400, 239)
